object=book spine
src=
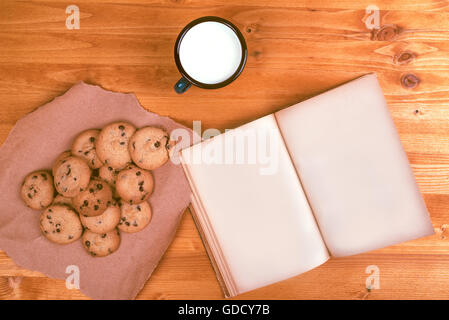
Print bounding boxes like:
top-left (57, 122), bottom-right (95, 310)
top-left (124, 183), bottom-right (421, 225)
top-left (180, 157), bottom-right (236, 297)
top-left (188, 203), bottom-right (231, 298)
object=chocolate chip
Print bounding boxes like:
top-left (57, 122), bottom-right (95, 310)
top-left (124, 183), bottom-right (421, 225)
top-left (133, 221), bottom-right (138, 227)
top-left (138, 181), bottom-right (144, 186)
top-left (108, 166), bottom-right (113, 171)
top-left (97, 199), bottom-right (101, 203)
top-left (47, 215), bottom-right (51, 219)
top-left (139, 186), bottom-right (144, 192)
top-left (48, 209), bottom-right (52, 212)
top-left (101, 234), bottom-right (107, 238)
top-left (84, 151), bottom-right (89, 156)
top-left (68, 235), bottom-right (73, 240)
top-left (119, 142), bottom-right (125, 145)
top-left (41, 173), bottom-right (47, 180)
top-left (27, 193), bottom-right (32, 199)
top-left (137, 206), bottom-right (141, 211)
top-left (56, 229), bottom-right (60, 233)
top-left (154, 141), bottom-right (161, 148)
top-left (32, 175), bottom-right (37, 179)
top-left (136, 171), bottom-right (141, 176)
top-left (97, 184), bottom-right (103, 190)
top-left (74, 177), bottom-right (77, 181)
top-left (85, 240), bottom-right (90, 247)
top-left (119, 125), bottom-right (125, 130)
top-left (141, 195), bottom-right (145, 200)
top-left (94, 205), bottom-right (99, 210)
top-left (132, 142), bottom-right (136, 149)
top-left (121, 132), bottom-right (125, 137)
top-left (83, 200), bottom-right (88, 206)
top-left (89, 137), bottom-right (95, 143)
top-left (89, 188), bottom-right (94, 193)
top-left (90, 252), bottom-right (96, 257)
top-left (125, 222), bottom-right (130, 226)
top-left (121, 217), bottom-right (126, 221)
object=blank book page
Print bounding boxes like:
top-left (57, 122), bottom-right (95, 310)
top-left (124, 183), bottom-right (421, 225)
top-left (181, 115), bottom-right (329, 295)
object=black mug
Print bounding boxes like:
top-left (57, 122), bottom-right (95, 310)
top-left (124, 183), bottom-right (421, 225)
top-left (174, 16), bottom-right (248, 94)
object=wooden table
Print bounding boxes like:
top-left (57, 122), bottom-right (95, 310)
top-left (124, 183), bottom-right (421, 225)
top-left (1, 0), bottom-right (448, 300)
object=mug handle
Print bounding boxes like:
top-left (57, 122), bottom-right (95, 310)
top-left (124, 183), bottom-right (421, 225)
top-left (174, 77), bottom-right (192, 94)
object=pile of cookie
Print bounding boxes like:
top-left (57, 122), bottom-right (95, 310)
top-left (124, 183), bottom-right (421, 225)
top-left (20, 122), bottom-right (171, 257)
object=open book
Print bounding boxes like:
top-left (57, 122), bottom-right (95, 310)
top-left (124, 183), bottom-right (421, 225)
top-left (179, 74), bottom-right (434, 297)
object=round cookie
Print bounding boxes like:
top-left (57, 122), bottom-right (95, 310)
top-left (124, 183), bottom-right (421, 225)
top-left (39, 205), bottom-right (83, 244)
top-left (96, 122), bottom-right (136, 169)
top-left (99, 163), bottom-right (136, 198)
top-left (118, 201), bottom-right (152, 233)
top-left (52, 150), bottom-right (71, 176)
top-left (116, 167), bottom-right (154, 204)
top-left (98, 164), bottom-right (120, 187)
top-left (129, 127), bottom-right (170, 170)
top-left (52, 194), bottom-right (73, 207)
top-left (82, 229), bottom-right (121, 257)
top-left (99, 163), bottom-right (136, 187)
top-left (21, 170), bottom-right (54, 210)
top-left (72, 178), bottom-right (113, 217)
top-left (71, 129), bottom-right (103, 169)
top-left (80, 201), bottom-right (120, 233)
top-left (53, 156), bottom-right (91, 197)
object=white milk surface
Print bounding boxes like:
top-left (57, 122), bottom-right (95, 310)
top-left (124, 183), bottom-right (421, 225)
top-left (179, 21), bottom-right (243, 85)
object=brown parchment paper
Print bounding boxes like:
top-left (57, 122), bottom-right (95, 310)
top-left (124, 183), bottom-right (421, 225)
top-left (0, 82), bottom-right (192, 300)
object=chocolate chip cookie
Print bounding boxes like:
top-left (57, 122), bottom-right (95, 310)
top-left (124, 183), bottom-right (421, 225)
top-left (96, 121), bottom-right (136, 169)
top-left (71, 129), bottom-right (103, 169)
top-left (115, 166), bottom-right (154, 204)
top-left (21, 170), bottom-right (54, 210)
top-left (52, 194), bottom-right (73, 207)
top-left (53, 156), bottom-right (91, 197)
top-left (80, 201), bottom-right (120, 233)
top-left (99, 163), bottom-right (136, 198)
top-left (52, 150), bottom-right (71, 176)
top-left (39, 205), bottom-right (83, 244)
top-left (129, 127), bottom-right (170, 170)
top-left (82, 229), bottom-right (121, 257)
top-left (118, 201), bottom-right (152, 233)
top-left (98, 165), bottom-right (120, 188)
top-left (72, 178), bottom-right (113, 217)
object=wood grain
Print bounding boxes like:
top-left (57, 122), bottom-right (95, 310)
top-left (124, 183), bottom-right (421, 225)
top-left (1, 0), bottom-right (449, 299)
